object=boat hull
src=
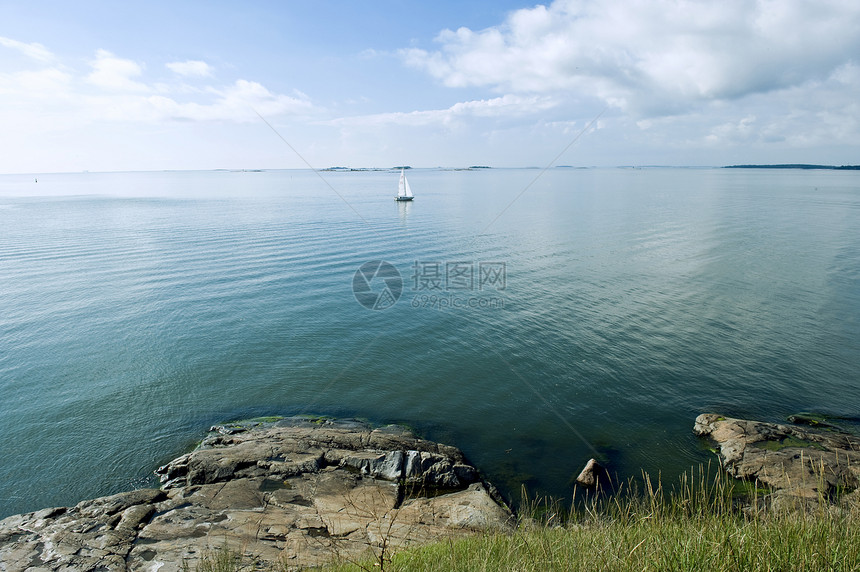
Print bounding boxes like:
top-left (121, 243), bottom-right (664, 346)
top-left (395, 196), bottom-right (414, 201)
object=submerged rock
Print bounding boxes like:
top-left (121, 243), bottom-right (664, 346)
top-left (694, 413), bottom-right (860, 511)
top-left (0, 417), bottom-right (513, 571)
top-left (786, 412), bottom-right (846, 432)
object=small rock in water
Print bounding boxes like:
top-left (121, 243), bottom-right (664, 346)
top-left (575, 458), bottom-right (606, 488)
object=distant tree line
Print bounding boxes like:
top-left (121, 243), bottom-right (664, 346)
top-left (725, 164), bottom-right (860, 170)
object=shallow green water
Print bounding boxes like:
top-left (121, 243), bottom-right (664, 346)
top-left (0, 167), bottom-right (858, 517)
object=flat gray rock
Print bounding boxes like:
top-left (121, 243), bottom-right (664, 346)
top-left (694, 413), bottom-right (860, 511)
top-left (0, 417), bottom-right (513, 571)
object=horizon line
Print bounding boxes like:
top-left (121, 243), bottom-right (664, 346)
top-left (4, 163), bottom-right (859, 177)
top-left (1, 164), bottom-right (727, 177)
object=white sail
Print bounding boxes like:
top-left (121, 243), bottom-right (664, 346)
top-left (403, 174), bottom-right (413, 198)
top-left (398, 170), bottom-right (407, 197)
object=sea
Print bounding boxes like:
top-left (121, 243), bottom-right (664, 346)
top-left (1, 167), bottom-right (858, 519)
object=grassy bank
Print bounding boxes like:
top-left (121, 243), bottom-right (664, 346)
top-left (327, 506), bottom-right (859, 571)
top-left (327, 513), bottom-right (858, 571)
top-left (191, 467), bottom-right (860, 572)
top-left (326, 466), bottom-right (860, 572)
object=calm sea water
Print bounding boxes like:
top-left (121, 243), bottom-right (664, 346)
top-left (1, 167), bottom-right (858, 518)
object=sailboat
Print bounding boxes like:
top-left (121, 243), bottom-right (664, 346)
top-left (395, 169), bottom-right (414, 201)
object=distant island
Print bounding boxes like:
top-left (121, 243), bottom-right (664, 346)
top-left (725, 164), bottom-right (860, 170)
top-left (319, 166), bottom-right (391, 172)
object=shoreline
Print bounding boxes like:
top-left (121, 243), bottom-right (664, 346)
top-left (2, 412), bottom-right (859, 570)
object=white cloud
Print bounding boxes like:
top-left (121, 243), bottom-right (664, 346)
top-left (75, 79), bottom-right (313, 125)
top-left (166, 60), bottom-right (214, 78)
top-left (146, 80), bottom-right (312, 122)
top-left (693, 58), bottom-right (860, 149)
top-left (705, 115), bottom-right (758, 145)
top-left (86, 49), bottom-right (149, 92)
top-left (0, 68), bottom-right (72, 97)
top-left (0, 36), bottom-right (54, 62)
top-left (330, 94), bottom-right (557, 127)
top-left (402, 0), bottom-right (860, 118)
top-left (0, 42), bottom-right (313, 127)
top-left (0, 38), bottom-right (323, 173)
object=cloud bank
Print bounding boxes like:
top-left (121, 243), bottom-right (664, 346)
top-left (402, 0), bottom-right (860, 117)
top-left (0, 38), bottom-right (312, 128)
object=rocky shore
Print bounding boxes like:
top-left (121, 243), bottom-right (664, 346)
top-left (0, 417), bottom-right (513, 571)
top-left (694, 413), bottom-right (860, 511)
top-left (3, 412), bottom-right (859, 571)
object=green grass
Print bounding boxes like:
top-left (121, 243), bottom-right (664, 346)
top-left (327, 509), bottom-right (859, 571)
top-left (325, 467), bottom-right (860, 572)
top-left (185, 466), bottom-right (860, 572)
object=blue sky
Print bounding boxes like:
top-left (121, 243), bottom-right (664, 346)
top-left (1, 0), bottom-right (858, 173)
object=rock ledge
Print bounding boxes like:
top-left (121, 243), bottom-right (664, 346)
top-left (0, 417), bottom-right (513, 571)
top-left (694, 413), bottom-right (860, 511)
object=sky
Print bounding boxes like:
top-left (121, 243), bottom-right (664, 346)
top-left (1, 0), bottom-right (858, 173)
